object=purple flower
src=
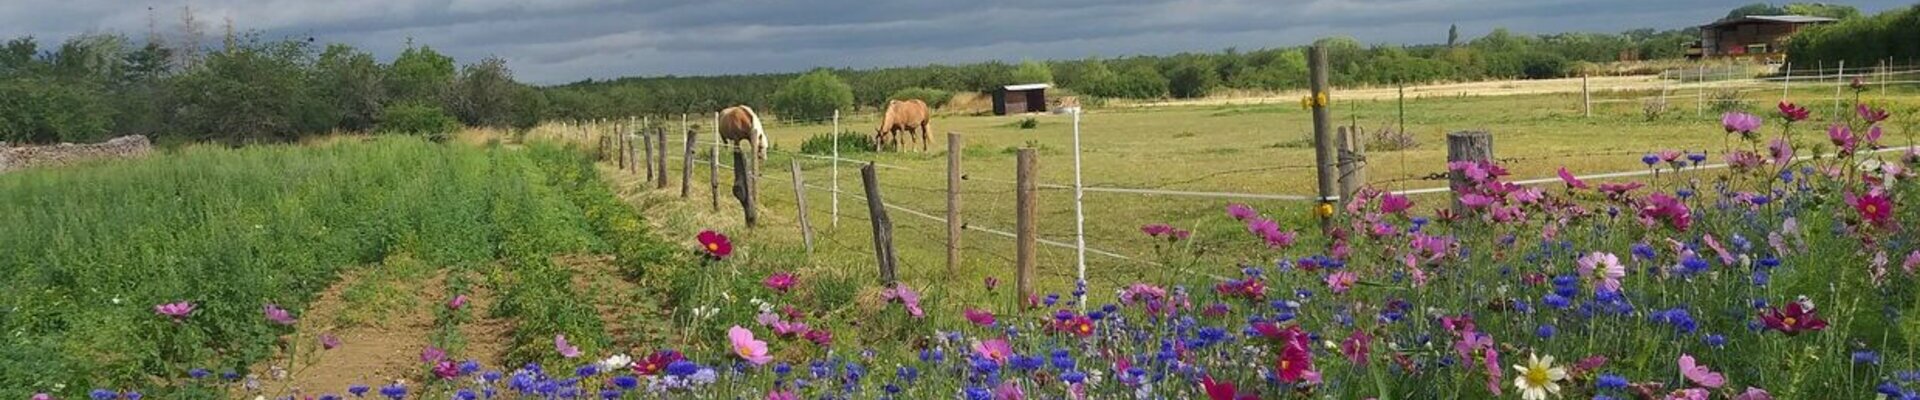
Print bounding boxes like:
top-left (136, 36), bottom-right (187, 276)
top-left (263, 303), bottom-right (296, 325)
top-left (1721, 112), bottom-right (1762, 134)
top-left (1225, 203), bottom-right (1257, 221)
top-left (154, 301), bottom-right (194, 322)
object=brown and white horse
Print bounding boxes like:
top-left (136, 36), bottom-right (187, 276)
top-left (718, 105), bottom-right (767, 173)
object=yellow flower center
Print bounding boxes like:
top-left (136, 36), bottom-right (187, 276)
top-left (707, 243), bottom-right (720, 251)
top-left (1864, 204), bottom-right (1878, 214)
top-left (1078, 324), bottom-right (1091, 334)
top-left (1279, 360), bottom-right (1291, 370)
top-left (1783, 317), bottom-right (1797, 327)
top-left (737, 346), bottom-right (753, 357)
top-left (1525, 365), bottom-right (1550, 386)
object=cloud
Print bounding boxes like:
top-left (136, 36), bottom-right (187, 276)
top-left (2, 0), bottom-right (1910, 84)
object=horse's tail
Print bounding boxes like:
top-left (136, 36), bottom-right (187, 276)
top-left (742, 106), bottom-right (767, 159)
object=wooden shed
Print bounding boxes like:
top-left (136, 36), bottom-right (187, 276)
top-left (1698, 15), bottom-right (1836, 61)
top-left (993, 83), bottom-right (1049, 115)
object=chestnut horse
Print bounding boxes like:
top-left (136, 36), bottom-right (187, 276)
top-left (718, 105), bottom-right (767, 173)
top-left (876, 99), bottom-right (931, 152)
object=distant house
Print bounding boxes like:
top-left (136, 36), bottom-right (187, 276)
top-left (993, 83), bottom-right (1049, 115)
top-left (1695, 15), bottom-right (1837, 61)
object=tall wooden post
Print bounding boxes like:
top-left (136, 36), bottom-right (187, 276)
top-left (1446, 131), bottom-right (1494, 214)
top-left (862, 163), bottom-right (897, 286)
top-left (732, 150), bottom-right (758, 227)
top-left (831, 110), bottom-right (840, 229)
top-left (618, 120), bottom-right (629, 170)
top-left (1307, 44), bottom-right (1337, 228)
top-left (945, 132), bottom-right (963, 277)
top-left (1581, 74), bottom-right (1591, 118)
top-left (1835, 59), bottom-right (1846, 117)
top-left (642, 128), bottom-right (655, 179)
top-left (681, 117), bottom-right (695, 198)
top-left (655, 128), bottom-right (669, 189)
top-left (1014, 148), bottom-right (1038, 306)
top-left (790, 159), bottom-right (814, 254)
top-left (710, 112), bottom-right (721, 211)
top-left (1336, 127), bottom-right (1366, 201)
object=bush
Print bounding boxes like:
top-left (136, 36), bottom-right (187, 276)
top-left (1016, 117), bottom-right (1039, 129)
top-left (799, 131), bottom-right (874, 155)
top-left (379, 103), bottom-right (462, 140)
top-left (772, 69), bottom-right (854, 122)
top-left (1368, 126), bottom-right (1419, 151)
top-left (1102, 66), bottom-right (1168, 99)
top-left (887, 87), bottom-right (953, 109)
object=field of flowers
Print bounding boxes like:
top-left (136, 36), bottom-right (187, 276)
top-left (16, 98), bottom-right (1920, 399)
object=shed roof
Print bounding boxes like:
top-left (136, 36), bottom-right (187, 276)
top-left (1704, 15), bottom-right (1838, 28)
top-left (1002, 83), bottom-right (1051, 91)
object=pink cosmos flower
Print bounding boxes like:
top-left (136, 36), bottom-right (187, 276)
top-left (993, 381), bottom-right (1025, 400)
top-left (262, 304), bottom-right (296, 325)
top-left (1668, 388), bottom-right (1710, 400)
top-left (1597, 182), bottom-right (1644, 197)
top-left (763, 272), bottom-right (797, 293)
top-left (881, 285), bottom-right (925, 317)
top-left (771, 320), bottom-right (809, 337)
top-left (1733, 387), bottom-right (1774, 400)
top-left (1678, 354), bottom-right (1724, 388)
top-left (1847, 192), bottom-right (1894, 227)
top-left (447, 294), bottom-right (469, 310)
top-left (1858, 103), bottom-right (1889, 123)
top-left (421, 345), bottom-right (447, 364)
top-left (1458, 193), bottom-right (1496, 209)
top-left (433, 360), bottom-right (459, 380)
top-left (154, 301), bottom-right (194, 322)
top-left (802, 328), bottom-right (833, 346)
top-left (1557, 167), bottom-right (1588, 189)
top-left (554, 334), bottom-right (580, 358)
top-left (1904, 250), bottom-right (1920, 276)
top-left (973, 338), bottom-right (1014, 364)
top-left (1340, 329), bottom-right (1371, 365)
top-left (1325, 271), bottom-right (1357, 294)
top-left (1777, 101), bottom-right (1809, 122)
top-left (1722, 111), bottom-right (1762, 133)
top-left (319, 333), bottom-right (341, 350)
top-left (1378, 193), bottom-right (1413, 214)
top-left (1864, 125), bottom-right (1883, 148)
top-left (1225, 203), bottom-right (1257, 221)
top-left (1576, 252), bottom-right (1626, 293)
top-left (1766, 138), bottom-right (1794, 166)
top-left (1276, 334), bottom-right (1315, 383)
top-left (1641, 193), bottom-right (1692, 231)
top-left (964, 308), bottom-right (996, 326)
top-left (1828, 124), bottom-right (1857, 154)
top-left (728, 325), bottom-right (773, 365)
top-left (766, 390), bottom-right (799, 400)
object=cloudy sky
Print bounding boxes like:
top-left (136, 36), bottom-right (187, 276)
top-left (1, 1), bottom-right (1908, 84)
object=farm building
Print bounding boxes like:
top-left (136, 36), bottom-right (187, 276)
top-left (993, 83), bottom-right (1049, 115)
top-left (1695, 15), bottom-right (1837, 61)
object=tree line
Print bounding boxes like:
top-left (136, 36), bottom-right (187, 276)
top-left (1783, 4), bottom-right (1920, 69)
top-left (0, 27), bottom-right (543, 145)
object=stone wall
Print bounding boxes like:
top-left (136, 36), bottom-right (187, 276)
top-left (0, 135), bottom-right (153, 173)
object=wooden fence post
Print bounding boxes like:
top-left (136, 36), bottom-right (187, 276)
top-left (1582, 74), bottom-right (1591, 118)
top-left (1336, 127), bottom-right (1366, 201)
top-left (681, 118), bottom-right (694, 198)
top-left (1015, 148), bottom-right (1037, 307)
top-left (862, 163), bottom-right (897, 286)
top-left (946, 132), bottom-right (963, 277)
top-left (710, 112), bottom-right (721, 211)
top-left (732, 150), bottom-right (758, 227)
top-left (617, 120), bottom-right (629, 170)
top-left (791, 159), bottom-right (814, 254)
top-left (642, 128), bottom-right (654, 179)
top-left (1307, 44), bottom-right (1337, 229)
top-left (1446, 131), bottom-right (1494, 214)
top-left (656, 128), bottom-right (669, 189)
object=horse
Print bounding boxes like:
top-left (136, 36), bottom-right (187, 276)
top-left (876, 99), bottom-right (931, 152)
top-left (718, 105), bottom-right (767, 173)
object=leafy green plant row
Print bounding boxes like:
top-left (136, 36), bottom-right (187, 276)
top-left (478, 149), bottom-right (611, 369)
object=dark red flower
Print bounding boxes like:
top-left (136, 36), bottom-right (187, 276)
top-left (1200, 375), bottom-right (1259, 400)
top-left (1778, 101), bottom-right (1810, 122)
top-left (1858, 104), bottom-right (1890, 123)
top-left (632, 350), bottom-right (685, 376)
top-left (1759, 301), bottom-right (1828, 335)
top-left (697, 230), bottom-right (733, 259)
top-left (762, 272), bottom-right (796, 293)
top-left (1847, 192), bottom-right (1894, 228)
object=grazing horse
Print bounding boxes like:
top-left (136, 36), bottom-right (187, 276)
top-left (876, 99), bottom-right (931, 152)
top-left (718, 105), bottom-right (767, 173)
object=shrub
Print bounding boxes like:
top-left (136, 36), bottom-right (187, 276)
top-left (772, 69), bottom-right (854, 122)
top-left (1017, 117), bottom-right (1039, 129)
top-left (1708, 89), bottom-right (1747, 114)
top-left (379, 103), bottom-right (462, 140)
top-left (1101, 66), bottom-right (1168, 99)
top-left (1368, 126), bottom-right (1419, 151)
top-left (799, 131), bottom-right (874, 155)
top-left (1167, 61), bottom-right (1219, 99)
top-left (887, 87), bottom-right (953, 109)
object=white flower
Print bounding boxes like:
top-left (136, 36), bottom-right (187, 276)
top-left (600, 354), bottom-right (633, 370)
top-left (1512, 353), bottom-right (1567, 400)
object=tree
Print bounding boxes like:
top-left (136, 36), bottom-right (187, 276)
top-left (1782, 3), bottom-right (1860, 19)
top-left (1013, 60), bottom-right (1052, 84)
top-left (1448, 24), bottom-right (1460, 48)
top-left (770, 69), bottom-right (853, 122)
top-left (448, 56), bottom-right (520, 129)
top-left (1106, 65), bottom-right (1168, 99)
top-left (888, 87), bottom-right (953, 109)
top-left (379, 102), bottom-right (460, 140)
top-left (166, 37), bottom-right (318, 142)
top-left (1725, 3), bottom-right (1785, 19)
top-left (312, 44), bottom-right (384, 132)
top-left (1166, 59), bottom-right (1218, 99)
top-left (385, 44), bottom-right (454, 105)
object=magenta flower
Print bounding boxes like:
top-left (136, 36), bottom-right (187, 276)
top-left (1225, 203), bottom-right (1257, 221)
top-left (763, 272), bottom-right (797, 293)
top-left (1724, 150), bottom-right (1766, 172)
top-left (728, 326), bottom-right (773, 365)
top-left (262, 304), bottom-right (296, 325)
top-left (766, 390), bottom-right (799, 400)
top-left (1325, 271), bottom-right (1357, 294)
top-left (802, 328), bottom-right (833, 346)
top-left (554, 334), bottom-right (580, 358)
top-left (1767, 138), bottom-right (1794, 165)
top-left (1140, 223), bottom-right (1173, 237)
top-left (964, 308), bottom-right (996, 326)
top-left (432, 360), bottom-right (459, 380)
top-left (993, 381), bottom-right (1025, 400)
top-left (154, 301), bottom-right (194, 322)
top-left (1556, 167), bottom-right (1587, 189)
top-left (1721, 112), bottom-right (1762, 134)
top-left (420, 345), bottom-right (447, 364)
top-left (1641, 193), bottom-right (1692, 231)
top-left (447, 294), bottom-right (469, 310)
top-left (972, 338), bottom-right (1014, 364)
top-left (1828, 124), bottom-right (1856, 154)
top-left (1733, 387), bottom-right (1774, 400)
top-left (1458, 193), bottom-right (1496, 209)
top-left (1777, 101), bottom-right (1809, 122)
top-left (1677, 354), bottom-right (1724, 388)
top-left (1378, 193), bottom-right (1413, 214)
top-left (319, 333), bottom-right (341, 350)
top-left (881, 285), bottom-right (924, 317)
top-left (1340, 329), bottom-right (1371, 365)
top-left (1597, 182), bottom-right (1644, 197)
top-left (1847, 192), bottom-right (1894, 227)
top-left (1858, 103), bottom-right (1889, 123)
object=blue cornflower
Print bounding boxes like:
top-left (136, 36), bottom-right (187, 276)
top-left (221, 370), bottom-right (242, 381)
top-left (1596, 373), bottom-right (1628, 389)
top-left (1700, 334), bottom-right (1726, 348)
top-left (1062, 370), bottom-right (1087, 383)
top-left (1678, 254), bottom-right (1710, 276)
top-left (597, 389), bottom-right (620, 400)
top-left (575, 364), bottom-right (598, 378)
top-left (1044, 293), bottom-right (1060, 306)
top-left (188, 368), bottom-right (211, 379)
top-left (1087, 310), bottom-right (1106, 321)
top-left (1752, 270), bottom-right (1771, 286)
top-left (1758, 256), bottom-right (1780, 269)
top-left (319, 395), bottom-right (341, 400)
top-left (1855, 351), bottom-right (1882, 365)
top-left (1899, 370), bottom-right (1920, 382)
top-left (90, 389), bottom-right (118, 400)
top-left (1687, 152), bottom-right (1708, 164)
top-left (666, 360), bottom-right (699, 377)
top-left (1631, 243), bottom-right (1657, 260)
top-left (774, 362), bottom-right (792, 376)
top-left (348, 384), bottom-right (371, 397)
top-left (1536, 324), bottom-right (1557, 339)
top-left (1650, 307), bottom-right (1698, 333)
top-left (1051, 350), bottom-right (1076, 370)
top-left (809, 360), bottom-right (832, 379)
top-left (1780, 170), bottom-right (1795, 183)
top-left (379, 383), bottom-right (407, 400)
top-left (897, 365), bottom-right (920, 384)
top-left (123, 392), bottom-right (140, 400)
top-left (611, 375), bottom-right (639, 390)
top-left (459, 360), bottom-right (481, 374)
top-left (1880, 382), bottom-right (1906, 397)
top-left (481, 370), bottom-right (502, 382)
top-left (454, 389), bottom-right (478, 400)
top-left (964, 386), bottom-right (992, 400)
top-left (1011, 355), bottom-right (1044, 371)
top-left (969, 356), bottom-right (1000, 375)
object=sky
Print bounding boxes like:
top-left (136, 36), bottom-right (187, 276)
top-left (0, 1), bottom-right (1909, 84)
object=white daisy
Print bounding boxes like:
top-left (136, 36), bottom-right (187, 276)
top-left (1512, 353), bottom-right (1567, 400)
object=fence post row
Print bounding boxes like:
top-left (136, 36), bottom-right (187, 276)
top-left (681, 115), bottom-right (694, 198)
top-left (1446, 131), bottom-right (1494, 214)
top-left (862, 163), bottom-right (898, 286)
top-left (731, 150), bottom-right (758, 228)
top-left (1307, 43), bottom-right (1337, 229)
top-left (1014, 148), bottom-right (1038, 309)
top-left (791, 159), bottom-right (814, 255)
top-left (946, 132), bottom-right (963, 278)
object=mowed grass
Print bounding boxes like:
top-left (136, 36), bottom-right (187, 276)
top-left (538, 83), bottom-right (1920, 330)
top-left (0, 137), bottom-right (654, 397)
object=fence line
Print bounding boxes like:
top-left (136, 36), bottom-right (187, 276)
top-left (1389, 144), bottom-right (1920, 197)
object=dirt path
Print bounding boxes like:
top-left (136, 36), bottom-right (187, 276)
top-left (555, 253), bottom-right (676, 352)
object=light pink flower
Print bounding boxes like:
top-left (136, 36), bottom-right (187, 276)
top-left (1576, 252), bottom-right (1625, 293)
top-left (728, 325), bottom-right (772, 365)
top-left (1678, 354), bottom-right (1724, 388)
top-left (447, 294), bottom-right (469, 310)
top-left (1325, 271), bottom-right (1357, 294)
top-left (154, 301), bottom-right (194, 322)
top-left (973, 338), bottom-right (1014, 364)
top-left (1732, 387), bottom-right (1773, 400)
top-left (554, 334), bottom-right (580, 358)
top-left (263, 304), bottom-right (296, 325)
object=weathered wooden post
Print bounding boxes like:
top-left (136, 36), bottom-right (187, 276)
top-left (617, 120), bottom-right (629, 170)
top-left (710, 112), bottom-right (721, 211)
top-left (681, 117), bottom-right (695, 198)
top-left (655, 127), bottom-right (669, 189)
top-left (732, 150), bottom-right (758, 227)
top-left (862, 163), bottom-right (897, 286)
top-left (1581, 74), bottom-right (1591, 118)
top-left (1014, 148), bottom-right (1037, 306)
top-left (1446, 131), bottom-right (1494, 214)
top-left (791, 159), bottom-right (814, 254)
top-left (1307, 44), bottom-right (1337, 229)
top-left (1336, 127), bottom-right (1366, 201)
top-left (945, 132), bottom-right (963, 277)
top-left (831, 110), bottom-right (840, 229)
top-left (642, 127), bottom-right (655, 179)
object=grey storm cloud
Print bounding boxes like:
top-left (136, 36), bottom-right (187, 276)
top-left (1, 0), bottom-right (1910, 84)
